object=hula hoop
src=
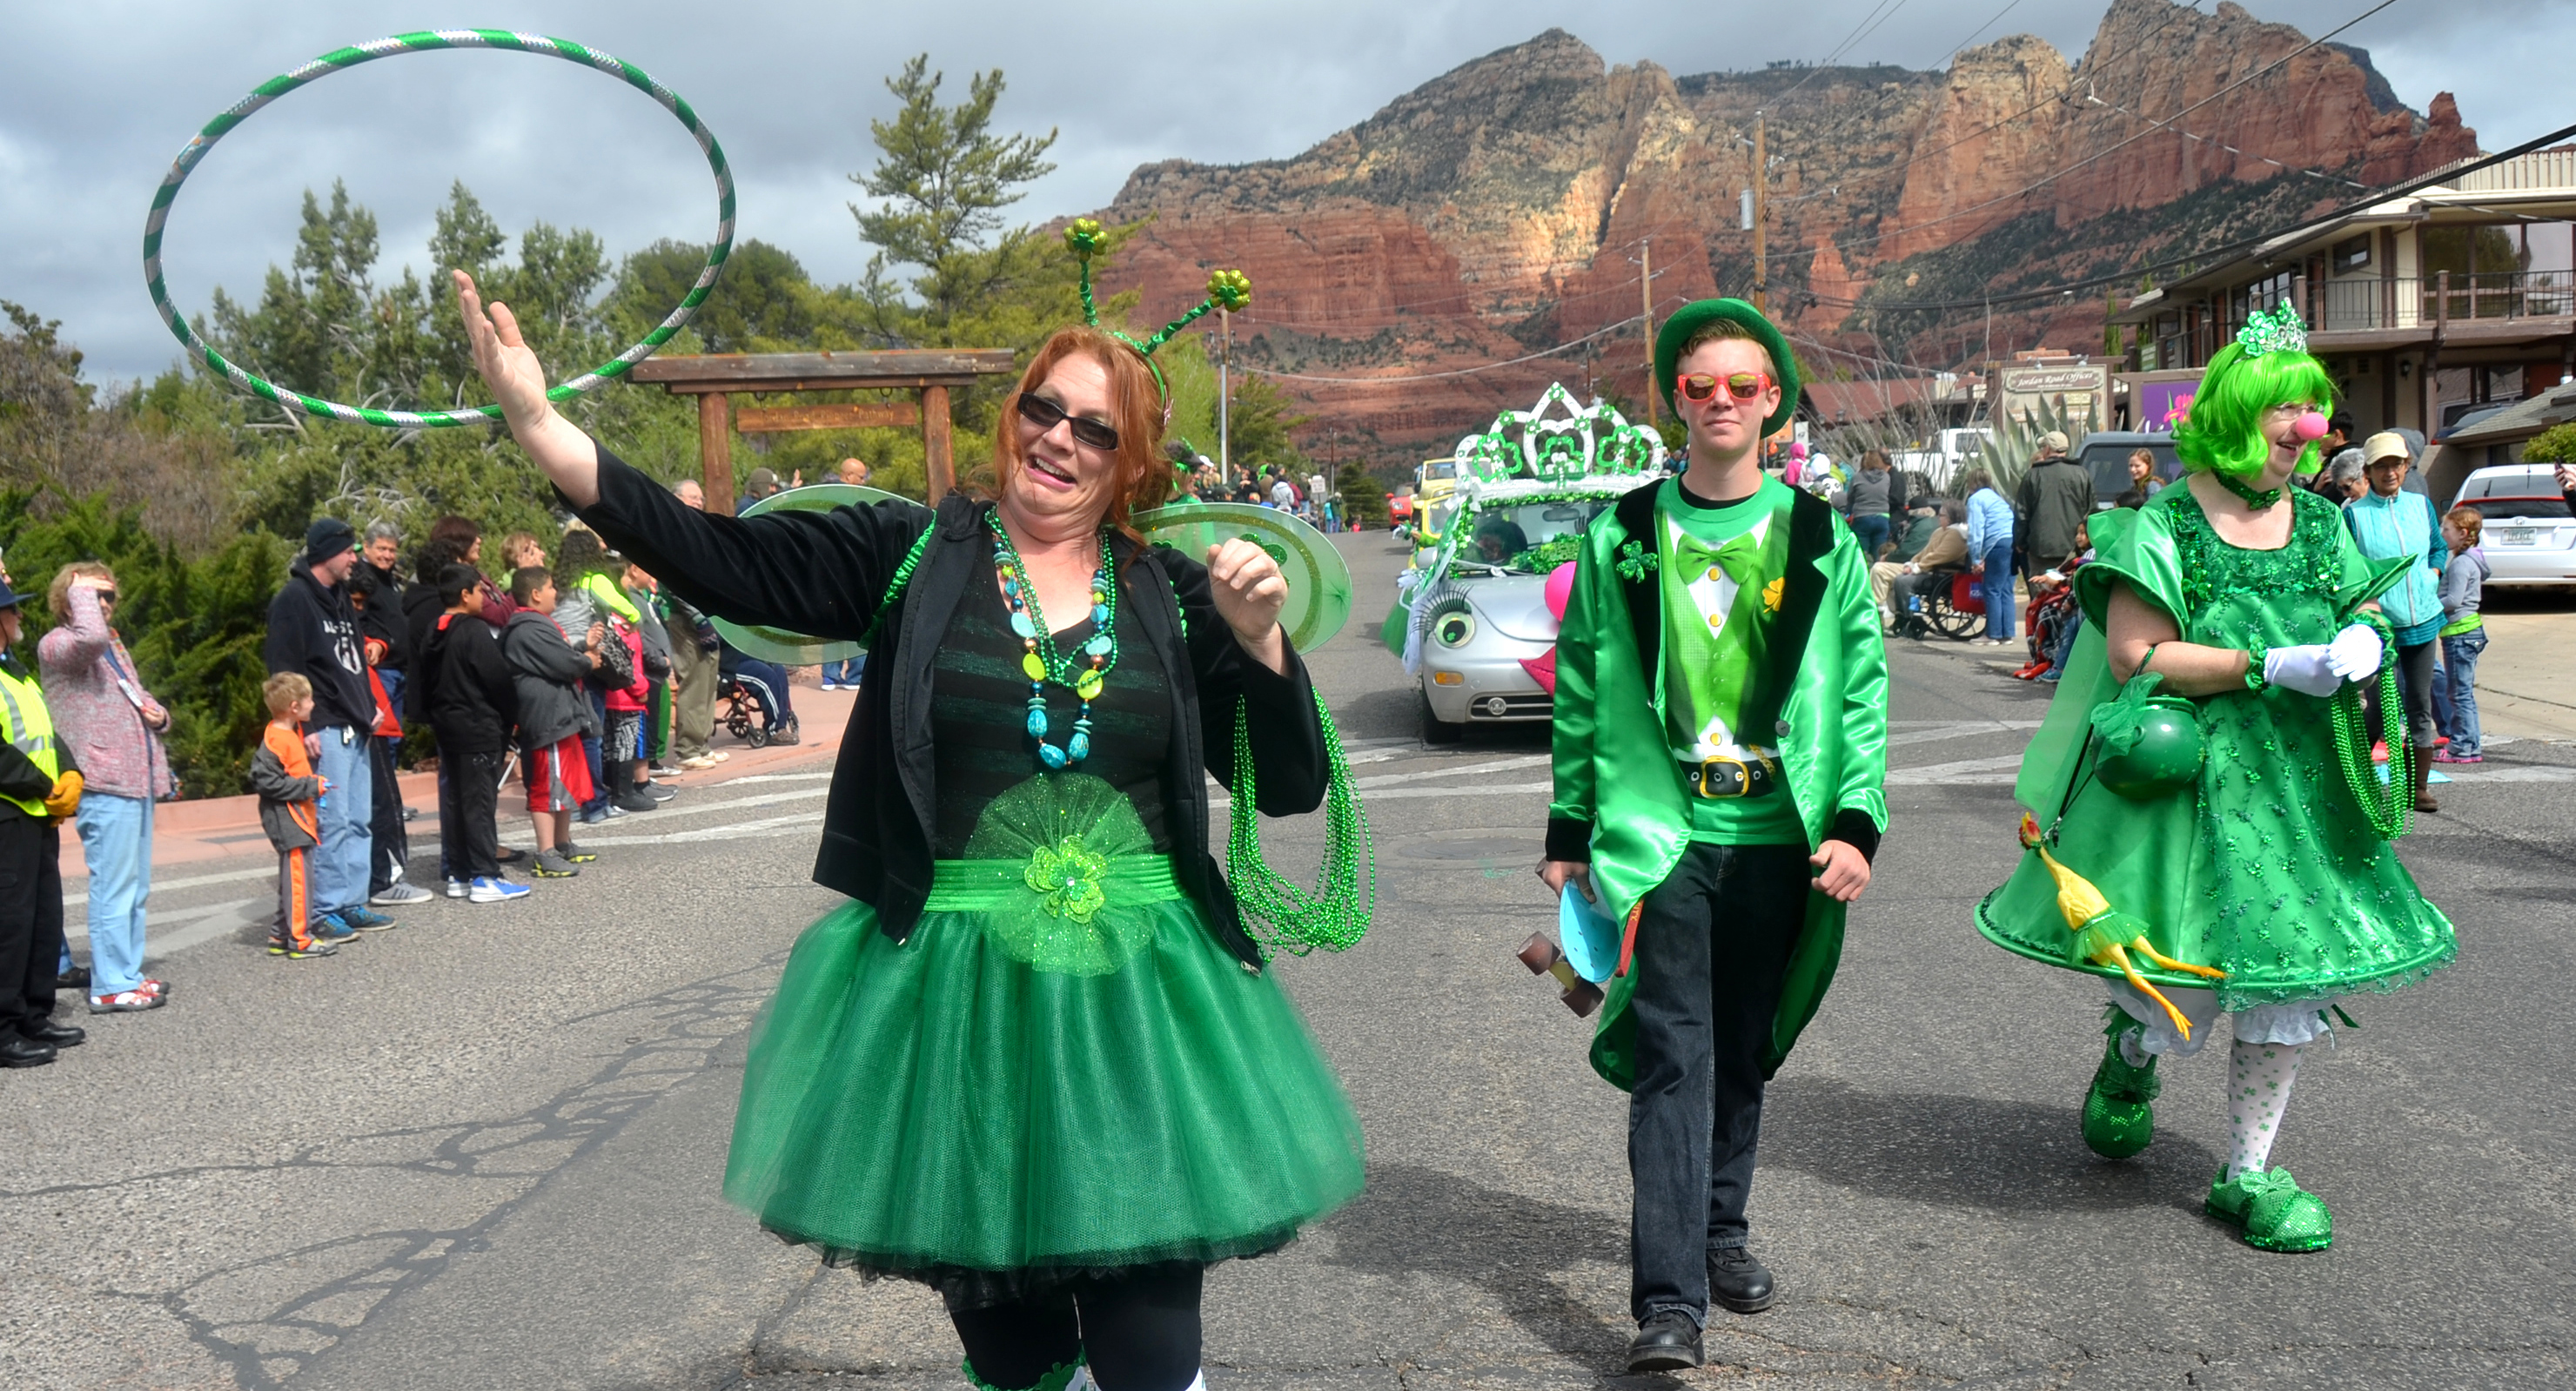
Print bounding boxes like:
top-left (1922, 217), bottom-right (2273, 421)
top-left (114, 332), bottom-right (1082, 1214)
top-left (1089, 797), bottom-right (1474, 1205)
top-left (142, 30), bottom-right (733, 428)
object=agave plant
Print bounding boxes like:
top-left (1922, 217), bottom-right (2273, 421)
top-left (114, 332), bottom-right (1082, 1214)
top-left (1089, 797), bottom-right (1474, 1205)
top-left (1956, 391), bottom-right (2101, 498)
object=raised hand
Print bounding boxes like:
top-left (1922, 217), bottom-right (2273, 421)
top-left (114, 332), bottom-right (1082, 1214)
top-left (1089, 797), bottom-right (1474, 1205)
top-left (1205, 538), bottom-right (1289, 674)
top-left (451, 270), bottom-right (604, 506)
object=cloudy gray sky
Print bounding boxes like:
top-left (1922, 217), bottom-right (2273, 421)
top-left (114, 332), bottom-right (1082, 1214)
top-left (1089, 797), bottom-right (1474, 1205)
top-left (8, 0), bottom-right (2564, 385)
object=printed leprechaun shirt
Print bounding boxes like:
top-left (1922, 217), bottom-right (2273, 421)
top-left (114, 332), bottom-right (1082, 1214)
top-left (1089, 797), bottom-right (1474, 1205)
top-left (1655, 474), bottom-right (1805, 843)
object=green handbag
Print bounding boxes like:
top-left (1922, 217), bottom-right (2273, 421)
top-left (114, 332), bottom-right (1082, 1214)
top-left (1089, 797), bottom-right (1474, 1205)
top-left (2090, 672), bottom-right (2203, 800)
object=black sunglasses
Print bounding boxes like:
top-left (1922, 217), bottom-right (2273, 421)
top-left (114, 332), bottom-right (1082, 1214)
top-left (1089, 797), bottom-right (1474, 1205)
top-left (1015, 392), bottom-right (1119, 452)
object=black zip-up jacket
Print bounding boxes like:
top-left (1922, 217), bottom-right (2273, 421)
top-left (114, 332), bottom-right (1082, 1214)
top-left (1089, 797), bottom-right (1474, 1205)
top-left (358, 559), bottom-right (410, 672)
top-left (419, 611), bottom-right (519, 754)
top-left (573, 445), bottom-right (1330, 971)
top-left (263, 557), bottom-right (373, 730)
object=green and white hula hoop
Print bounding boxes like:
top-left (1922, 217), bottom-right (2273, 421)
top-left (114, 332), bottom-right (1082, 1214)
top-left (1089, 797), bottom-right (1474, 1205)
top-left (143, 30), bottom-right (733, 428)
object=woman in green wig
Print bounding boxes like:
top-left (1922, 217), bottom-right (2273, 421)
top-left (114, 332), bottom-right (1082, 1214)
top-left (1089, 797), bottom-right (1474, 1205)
top-left (1976, 304), bottom-right (2453, 1253)
top-left (453, 238), bottom-right (1367, 1391)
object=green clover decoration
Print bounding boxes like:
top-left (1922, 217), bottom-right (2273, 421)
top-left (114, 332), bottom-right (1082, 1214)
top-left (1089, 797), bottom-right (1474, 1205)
top-left (1024, 836), bottom-right (1110, 924)
top-left (1614, 540), bottom-right (1658, 581)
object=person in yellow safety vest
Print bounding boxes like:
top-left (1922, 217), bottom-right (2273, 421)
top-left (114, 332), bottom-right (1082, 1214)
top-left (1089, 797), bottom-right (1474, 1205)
top-left (0, 575), bottom-right (88, 1068)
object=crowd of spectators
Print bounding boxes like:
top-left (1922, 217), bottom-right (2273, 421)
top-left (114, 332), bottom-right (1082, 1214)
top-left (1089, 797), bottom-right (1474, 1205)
top-left (0, 494), bottom-right (824, 1023)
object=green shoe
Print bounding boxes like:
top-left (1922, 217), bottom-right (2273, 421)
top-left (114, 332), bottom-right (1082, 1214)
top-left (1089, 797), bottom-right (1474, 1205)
top-left (2205, 1167), bottom-right (2334, 1253)
top-left (2082, 1013), bottom-right (2159, 1159)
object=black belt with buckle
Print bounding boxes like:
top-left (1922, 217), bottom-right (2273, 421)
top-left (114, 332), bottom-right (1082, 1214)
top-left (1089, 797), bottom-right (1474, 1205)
top-left (1685, 753), bottom-right (1781, 799)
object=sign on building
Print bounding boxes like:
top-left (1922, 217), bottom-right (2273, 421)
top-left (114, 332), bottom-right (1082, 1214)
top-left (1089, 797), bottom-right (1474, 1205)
top-left (1997, 363), bottom-right (2110, 435)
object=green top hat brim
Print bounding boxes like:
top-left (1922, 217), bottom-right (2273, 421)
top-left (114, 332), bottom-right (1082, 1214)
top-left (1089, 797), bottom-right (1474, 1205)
top-left (1654, 299), bottom-right (1801, 439)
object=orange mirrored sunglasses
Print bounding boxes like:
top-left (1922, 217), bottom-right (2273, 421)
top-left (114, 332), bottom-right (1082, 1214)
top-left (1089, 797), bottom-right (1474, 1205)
top-left (1677, 371), bottom-right (1774, 403)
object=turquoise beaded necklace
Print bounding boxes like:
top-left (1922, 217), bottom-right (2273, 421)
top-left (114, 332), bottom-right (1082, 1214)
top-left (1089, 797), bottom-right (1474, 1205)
top-left (989, 514), bottom-right (1118, 769)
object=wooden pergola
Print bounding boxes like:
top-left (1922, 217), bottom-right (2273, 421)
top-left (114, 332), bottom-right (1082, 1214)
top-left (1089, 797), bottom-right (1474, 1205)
top-left (628, 348), bottom-right (1018, 512)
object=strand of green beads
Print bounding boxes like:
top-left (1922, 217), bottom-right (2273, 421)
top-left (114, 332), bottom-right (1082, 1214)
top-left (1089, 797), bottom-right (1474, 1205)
top-left (1224, 692), bottom-right (1377, 956)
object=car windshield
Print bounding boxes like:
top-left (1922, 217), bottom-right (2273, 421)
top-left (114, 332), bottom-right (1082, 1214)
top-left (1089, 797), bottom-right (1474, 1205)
top-left (1462, 498), bottom-right (1610, 572)
top-left (2463, 496), bottom-right (2573, 521)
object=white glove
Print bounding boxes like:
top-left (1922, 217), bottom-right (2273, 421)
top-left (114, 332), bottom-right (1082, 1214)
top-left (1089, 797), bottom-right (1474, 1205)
top-left (2326, 622), bottom-right (2384, 682)
top-left (2262, 644), bottom-right (2343, 697)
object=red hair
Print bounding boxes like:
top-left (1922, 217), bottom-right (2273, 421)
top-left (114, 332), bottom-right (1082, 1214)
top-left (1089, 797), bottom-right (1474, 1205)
top-left (993, 326), bottom-right (1175, 543)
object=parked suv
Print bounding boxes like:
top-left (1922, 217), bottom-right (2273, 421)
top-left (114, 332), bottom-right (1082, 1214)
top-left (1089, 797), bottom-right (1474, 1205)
top-left (2070, 431), bottom-right (2182, 507)
top-left (2454, 464), bottom-right (2576, 588)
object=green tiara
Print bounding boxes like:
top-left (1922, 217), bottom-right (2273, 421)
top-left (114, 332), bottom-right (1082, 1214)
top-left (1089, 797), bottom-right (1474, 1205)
top-left (2236, 301), bottom-right (2308, 359)
top-left (1063, 218), bottom-right (1251, 401)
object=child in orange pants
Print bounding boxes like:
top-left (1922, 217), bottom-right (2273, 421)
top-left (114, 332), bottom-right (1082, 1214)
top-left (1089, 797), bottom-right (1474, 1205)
top-left (249, 674), bottom-right (335, 958)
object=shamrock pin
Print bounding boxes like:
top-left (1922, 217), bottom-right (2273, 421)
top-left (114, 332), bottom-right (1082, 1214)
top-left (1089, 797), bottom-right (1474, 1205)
top-left (1614, 540), bottom-right (1658, 582)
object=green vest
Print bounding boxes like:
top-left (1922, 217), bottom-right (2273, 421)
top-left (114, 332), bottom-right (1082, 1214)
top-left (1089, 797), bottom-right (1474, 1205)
top-left (0, 661), bottom-right (61, 817)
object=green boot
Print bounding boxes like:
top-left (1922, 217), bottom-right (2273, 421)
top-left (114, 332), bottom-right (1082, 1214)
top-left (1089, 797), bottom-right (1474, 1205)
top-left (2081, 1012), bottom-right (2159, 1159)
top-left (2205, 1166), bottom-right (2334, 1253)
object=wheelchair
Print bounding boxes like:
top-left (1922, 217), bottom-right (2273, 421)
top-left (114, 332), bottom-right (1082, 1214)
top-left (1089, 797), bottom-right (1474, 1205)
top-left (718, 672), bottom-right (777, 748)
top-left (1907, 569), bottom-right (1988, 641)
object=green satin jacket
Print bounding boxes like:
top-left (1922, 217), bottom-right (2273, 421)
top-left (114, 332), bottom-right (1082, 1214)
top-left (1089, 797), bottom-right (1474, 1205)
top-left (1547, 482), bottom-right (1890, 1089)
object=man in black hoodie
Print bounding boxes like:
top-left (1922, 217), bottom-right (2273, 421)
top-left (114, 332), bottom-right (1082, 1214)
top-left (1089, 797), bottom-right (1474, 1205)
top-left (263, 519), bottom-right (390, 936)
top-left (419, 564), bottom-right (527, 904)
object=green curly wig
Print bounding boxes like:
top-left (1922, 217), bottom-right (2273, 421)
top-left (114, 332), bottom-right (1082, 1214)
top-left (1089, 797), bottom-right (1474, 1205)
top-left (2170, 340), bottom-right (2338, 479)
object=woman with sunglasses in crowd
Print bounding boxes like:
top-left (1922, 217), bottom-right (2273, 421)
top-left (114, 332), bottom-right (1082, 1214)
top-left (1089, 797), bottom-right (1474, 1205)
top-left (38, 563), bottom-right (176, 1015)
top-left (453, 265), bottom-right (1362, 1391)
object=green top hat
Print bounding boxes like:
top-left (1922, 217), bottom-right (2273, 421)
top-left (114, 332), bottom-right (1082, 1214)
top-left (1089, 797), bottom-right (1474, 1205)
top-left (1653, 298), bottom-right (1801, 439)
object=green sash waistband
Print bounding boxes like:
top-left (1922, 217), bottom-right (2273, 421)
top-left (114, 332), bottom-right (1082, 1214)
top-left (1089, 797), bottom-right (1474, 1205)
top-left (924, 854), bottom-right (1184, 911)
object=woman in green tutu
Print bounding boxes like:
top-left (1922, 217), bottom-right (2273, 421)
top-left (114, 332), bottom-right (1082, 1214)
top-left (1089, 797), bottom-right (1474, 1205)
top-left (453, 264), bottom-right (1365, 1391)
top-left (1976, 304), bottom-right (2452, 1253)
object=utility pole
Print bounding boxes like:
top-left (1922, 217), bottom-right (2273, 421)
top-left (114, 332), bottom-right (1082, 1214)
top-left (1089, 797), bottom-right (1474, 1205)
top-left (1218, 307), bottom-right (1231, 477)
top-left (1752, 110), bottom-right (1768, 315)
top-left (1638, 236), bottom-right (1657, 425)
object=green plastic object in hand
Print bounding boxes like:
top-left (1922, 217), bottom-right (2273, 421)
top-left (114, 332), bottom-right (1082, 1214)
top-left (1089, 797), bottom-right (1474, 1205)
top-left (710, 483), bottom-right (914, 666)
top-left (2088, 671), bottom-right (2204, 801)
top-left (1135, 502), bottom-right (1354, 655)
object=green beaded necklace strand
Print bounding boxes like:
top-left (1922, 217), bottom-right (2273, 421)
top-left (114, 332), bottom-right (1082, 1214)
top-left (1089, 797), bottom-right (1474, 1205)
top-left (2327, 612), bottom-right (2412, 840)
top-left (988, 514), bottom-right (1118, 770)
top-left (1224, 692), bottom-right (1377, 956)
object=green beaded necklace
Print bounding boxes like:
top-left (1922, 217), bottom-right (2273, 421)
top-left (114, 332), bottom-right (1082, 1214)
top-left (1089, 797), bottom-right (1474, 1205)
top-left (1224, 692), bottom-right (1377, 956)
top-left (2326, 611), bottom-right (2412, 840)
top-left (988, 514), bottom-right (1118, 770)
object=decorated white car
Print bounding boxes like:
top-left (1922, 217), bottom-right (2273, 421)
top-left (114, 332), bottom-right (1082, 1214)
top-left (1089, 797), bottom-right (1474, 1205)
top-left (1383, 384), bottom-right (1667, 742)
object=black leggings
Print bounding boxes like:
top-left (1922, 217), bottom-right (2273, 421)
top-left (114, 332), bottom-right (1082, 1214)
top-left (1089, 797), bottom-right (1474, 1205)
top-left (951, 1264), bottom-right (1202, 1391)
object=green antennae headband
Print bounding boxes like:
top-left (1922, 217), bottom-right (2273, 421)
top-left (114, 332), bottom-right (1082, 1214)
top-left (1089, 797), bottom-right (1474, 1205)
top-left (1061, 218), bottom-right (1251, 403)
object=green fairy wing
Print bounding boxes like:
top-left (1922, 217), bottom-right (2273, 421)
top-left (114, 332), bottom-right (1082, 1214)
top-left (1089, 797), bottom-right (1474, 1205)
top-left (709, 482), bottom-right (911, 665)
top-left (1135, 502), bottom-right (1354, 654)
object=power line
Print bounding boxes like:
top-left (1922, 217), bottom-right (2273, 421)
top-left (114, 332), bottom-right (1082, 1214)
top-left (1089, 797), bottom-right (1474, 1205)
top-left (1244, 308), bottom-right (1671, 385)
top-left (1833, 0), bottom-right (2398, 258)
top-left (1942, 0), bottom-right (2025, 64)
top-left (1772, 0), bottom-right (1917, 105)
top-left (1818, 117), bottom-right (2576, 314)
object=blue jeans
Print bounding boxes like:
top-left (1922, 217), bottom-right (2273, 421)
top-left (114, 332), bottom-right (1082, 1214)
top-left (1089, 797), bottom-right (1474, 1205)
top-left (582, 689), bottom-right (609, 815)
top-left (1848, 513), bottom-right (1891, 560)
top-left (822, 655), bottom-right (865, 687)
top-left (310, 724), bottom-right (372, 917)
top-left (2441, 628), bottom-right (2487, 756)
top-left (74, 793), bottom-right (152, 996)
top-left (1977, 541), bottom-right (2016, 640)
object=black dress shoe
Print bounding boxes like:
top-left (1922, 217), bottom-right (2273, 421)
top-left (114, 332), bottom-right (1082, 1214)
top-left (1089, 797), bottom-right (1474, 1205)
top-left (57, 963), bottom-right (89, 991)
top-left (23, 1019), bottom-right (85, 1048)
top-left (0, 1035), bottom-right (57, 1068)
top-left (1708, 1246), bottom-right (1776, 1314)
top-left (1625, 1310), bottom-right (1703, 1373)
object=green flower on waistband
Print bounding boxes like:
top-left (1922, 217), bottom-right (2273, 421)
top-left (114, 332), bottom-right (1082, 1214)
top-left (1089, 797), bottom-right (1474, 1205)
top-left (1614, 539), bottom-right (1658, 582)
top-left (1024, 836), bottom-right (1110, 924)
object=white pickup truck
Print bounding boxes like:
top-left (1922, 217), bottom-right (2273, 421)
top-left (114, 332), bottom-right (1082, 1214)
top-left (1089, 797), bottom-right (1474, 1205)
top-left (1895, 427), bottom-right (1994, 492)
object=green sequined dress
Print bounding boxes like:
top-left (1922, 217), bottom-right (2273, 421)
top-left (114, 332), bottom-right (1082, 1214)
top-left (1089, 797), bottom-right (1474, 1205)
top-left (721, 574), bottom-right (1363, 1300)
top-left (1976, 486), bottom-right (2454, 1009)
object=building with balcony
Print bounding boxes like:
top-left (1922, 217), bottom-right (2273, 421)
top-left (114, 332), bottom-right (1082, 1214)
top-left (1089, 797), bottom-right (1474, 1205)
top-left (2111, 147), bottom-right (2576, 501)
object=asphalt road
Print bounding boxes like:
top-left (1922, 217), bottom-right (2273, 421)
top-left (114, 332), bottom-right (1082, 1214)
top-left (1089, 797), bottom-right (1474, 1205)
top-left (6, 532), bottom-right (2573, 1390)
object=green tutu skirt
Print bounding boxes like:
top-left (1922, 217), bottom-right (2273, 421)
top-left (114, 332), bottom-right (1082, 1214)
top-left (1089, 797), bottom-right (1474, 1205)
top-left (721, 781), bottom-right (1363, 1293)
